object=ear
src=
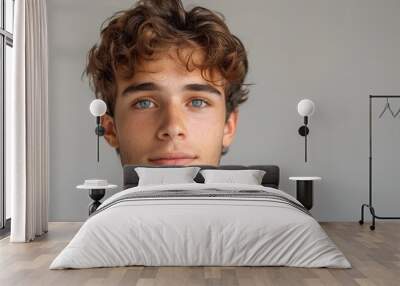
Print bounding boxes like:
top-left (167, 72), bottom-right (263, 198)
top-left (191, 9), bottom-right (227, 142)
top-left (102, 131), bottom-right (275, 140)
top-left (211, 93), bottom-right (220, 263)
top-left (222, 109), bottom-right (239, 149)
top-left (101, 114), bottom-right (119, 149)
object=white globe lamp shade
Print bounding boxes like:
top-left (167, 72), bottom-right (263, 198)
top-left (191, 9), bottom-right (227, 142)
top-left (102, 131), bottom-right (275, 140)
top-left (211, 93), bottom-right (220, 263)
top-left (90, 99), bottom-right (107, 117)
top-left (297, 99), bottom-right (315, 117)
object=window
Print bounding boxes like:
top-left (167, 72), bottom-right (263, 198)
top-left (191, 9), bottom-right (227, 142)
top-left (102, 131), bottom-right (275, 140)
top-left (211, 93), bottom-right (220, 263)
top-left (0, 0), bottom-right (14, 235)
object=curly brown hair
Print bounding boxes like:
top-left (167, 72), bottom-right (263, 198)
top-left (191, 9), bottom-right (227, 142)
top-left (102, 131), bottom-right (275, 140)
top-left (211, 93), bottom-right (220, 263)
top-left (84, 0), bottom-right (251, 124)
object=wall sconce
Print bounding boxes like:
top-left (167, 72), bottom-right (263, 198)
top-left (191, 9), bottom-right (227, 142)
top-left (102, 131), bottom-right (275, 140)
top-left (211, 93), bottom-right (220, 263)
top-left (297, 99), bottom-right (315, 162)
top-left (89, 99), bottom-right (107, 162)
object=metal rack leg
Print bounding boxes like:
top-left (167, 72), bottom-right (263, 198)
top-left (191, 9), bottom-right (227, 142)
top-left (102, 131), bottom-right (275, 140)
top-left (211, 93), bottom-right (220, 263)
top-left (359, 204), bottom-right (376, 230)
top-left (359, 203), bottom-right (385, 231)
top-left (369, 206), bottom-right (376, 231)
top-left (359, 204), bottom-right (366, 225)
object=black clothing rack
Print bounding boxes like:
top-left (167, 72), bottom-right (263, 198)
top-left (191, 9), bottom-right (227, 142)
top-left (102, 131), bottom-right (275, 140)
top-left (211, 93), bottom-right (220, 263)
top-left (359, 95), bottom-right (400, 230)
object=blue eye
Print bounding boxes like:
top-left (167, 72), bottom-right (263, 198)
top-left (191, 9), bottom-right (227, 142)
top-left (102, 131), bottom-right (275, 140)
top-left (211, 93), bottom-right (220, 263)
top-left (191, 99), bottom-right (208, 108)
top-left (134, 99), bottom-right (154, 109)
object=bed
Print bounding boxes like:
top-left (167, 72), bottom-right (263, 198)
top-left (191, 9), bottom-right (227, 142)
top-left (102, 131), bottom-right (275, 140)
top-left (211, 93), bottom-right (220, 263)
top-left (49, 164), bottom-right (351, 269)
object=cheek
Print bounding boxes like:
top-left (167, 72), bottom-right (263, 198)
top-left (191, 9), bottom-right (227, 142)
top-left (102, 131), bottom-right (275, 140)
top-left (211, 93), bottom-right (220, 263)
top-left (187, 109), bottom-right (226, 140)
top-left (117, 113), bottom-right (158, 146)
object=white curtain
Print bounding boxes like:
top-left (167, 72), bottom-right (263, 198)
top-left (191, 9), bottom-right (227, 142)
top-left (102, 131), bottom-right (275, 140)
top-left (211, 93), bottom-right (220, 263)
top-left (7, 0), bottom-right (49, 242)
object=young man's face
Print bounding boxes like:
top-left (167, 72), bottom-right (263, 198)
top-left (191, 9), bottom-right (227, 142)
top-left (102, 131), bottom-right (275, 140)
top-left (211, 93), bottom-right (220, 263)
top-left (102, 47), bottom-right (238, 166)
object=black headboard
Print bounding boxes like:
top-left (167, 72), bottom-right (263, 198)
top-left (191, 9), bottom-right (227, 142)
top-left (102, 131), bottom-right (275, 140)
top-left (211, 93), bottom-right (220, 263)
top-left (123, 165), bottom-right (280, 189)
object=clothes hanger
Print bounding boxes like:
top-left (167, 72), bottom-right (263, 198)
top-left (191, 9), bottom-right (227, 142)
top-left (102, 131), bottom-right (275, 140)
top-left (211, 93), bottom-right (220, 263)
top-left (378, 98), bottom-right (398, 118)
top-left (394, 107), bottom-right (400, 118)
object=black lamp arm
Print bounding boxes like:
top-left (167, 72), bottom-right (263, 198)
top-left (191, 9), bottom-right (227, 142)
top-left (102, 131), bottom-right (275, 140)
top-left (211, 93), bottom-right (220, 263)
top-left (95, 116), bottom-right (105, 136)
top-left (94, 116), bottom-right (105, 162)
top-left (297, 116), bottom-right (310, 162)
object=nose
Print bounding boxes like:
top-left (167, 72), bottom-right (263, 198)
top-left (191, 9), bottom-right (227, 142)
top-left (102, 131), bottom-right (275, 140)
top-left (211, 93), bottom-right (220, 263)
top-left (156, 102), bottom-right (187, 141)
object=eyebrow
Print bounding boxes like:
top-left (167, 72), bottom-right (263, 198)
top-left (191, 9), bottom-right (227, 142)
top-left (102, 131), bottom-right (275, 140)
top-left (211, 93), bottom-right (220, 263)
top-left (121, 82), bottom-right (222, 97)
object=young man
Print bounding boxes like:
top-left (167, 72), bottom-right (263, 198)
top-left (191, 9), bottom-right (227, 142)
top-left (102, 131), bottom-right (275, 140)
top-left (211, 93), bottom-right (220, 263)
top-left (85, 0), bottom-right (250, 167)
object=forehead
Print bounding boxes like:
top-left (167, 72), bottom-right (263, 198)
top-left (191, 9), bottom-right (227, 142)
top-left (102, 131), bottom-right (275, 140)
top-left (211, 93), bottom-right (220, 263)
top-left (117, 46), bottom-right (226, 92)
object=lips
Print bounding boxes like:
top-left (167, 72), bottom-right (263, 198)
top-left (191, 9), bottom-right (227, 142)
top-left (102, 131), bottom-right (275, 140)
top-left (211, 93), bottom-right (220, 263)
top-left (149, 153), bottom-right (197, 166)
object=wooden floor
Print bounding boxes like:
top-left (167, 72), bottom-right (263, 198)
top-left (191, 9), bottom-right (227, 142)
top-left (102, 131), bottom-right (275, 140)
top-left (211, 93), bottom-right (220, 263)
top-left (0, 222), bottom-right (399, 286)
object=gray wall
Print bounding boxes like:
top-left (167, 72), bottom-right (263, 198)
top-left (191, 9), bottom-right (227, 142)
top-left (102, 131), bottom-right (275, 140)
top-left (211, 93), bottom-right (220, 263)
top-left (47, 0), bottom-right (400, 222)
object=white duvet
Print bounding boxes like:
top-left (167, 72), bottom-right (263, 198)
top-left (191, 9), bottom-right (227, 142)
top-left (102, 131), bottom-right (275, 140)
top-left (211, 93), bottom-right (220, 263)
top-left (50, 183), bottom-right (351, 269)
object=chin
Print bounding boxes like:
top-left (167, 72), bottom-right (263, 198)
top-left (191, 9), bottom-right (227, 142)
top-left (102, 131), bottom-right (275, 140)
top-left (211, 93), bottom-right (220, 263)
top-left (146, 158), bottom-right (198, 166)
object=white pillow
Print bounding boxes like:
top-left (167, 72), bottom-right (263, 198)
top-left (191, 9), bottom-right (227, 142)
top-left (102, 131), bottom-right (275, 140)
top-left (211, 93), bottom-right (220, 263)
top-left (135, 166), bottom-right (201, 186)
top-left (200, 169), bottom-right (266, 185)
